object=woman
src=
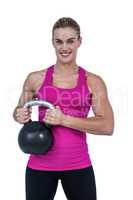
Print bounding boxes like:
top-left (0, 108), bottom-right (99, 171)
top-left (13, 17), bottom-right (114, 200)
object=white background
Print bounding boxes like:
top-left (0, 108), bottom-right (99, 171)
top-left (0, 0), bottom-right (132, 199)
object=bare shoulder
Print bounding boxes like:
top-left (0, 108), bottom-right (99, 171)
top-left (25, 68), bottom-right (47, 93)
top-left (28, 69), bottom-right (46, 82)
top-left (85, 70), bottom-right (107, 96)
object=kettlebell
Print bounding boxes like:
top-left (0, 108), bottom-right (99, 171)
top-left (18, 100), bottom-right (54, 155)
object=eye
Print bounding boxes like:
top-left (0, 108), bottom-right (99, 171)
top-left (55, 40), bottom-right (63, 44)
top-left (67, 40), bottom-right (74, 44)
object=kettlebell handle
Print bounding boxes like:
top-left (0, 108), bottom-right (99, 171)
top-left (24, 100), bottom-right (54, 109)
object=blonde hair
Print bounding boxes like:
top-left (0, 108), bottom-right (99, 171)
top-left (52, 17), bottom-right (81, 39)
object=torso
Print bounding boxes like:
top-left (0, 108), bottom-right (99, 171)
top-left (31, 68), bottom-right (93, 95)
top-left (27, 65), bottom-right (93, 171)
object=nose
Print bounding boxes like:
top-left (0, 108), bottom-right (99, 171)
top-left (62, 42), bottom-right (68, 50)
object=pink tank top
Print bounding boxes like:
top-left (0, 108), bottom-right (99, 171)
top-left (27, 65), bottom-right (92, 171)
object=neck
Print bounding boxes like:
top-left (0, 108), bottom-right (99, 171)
top-left (55, 61), bottom-right (78, 75)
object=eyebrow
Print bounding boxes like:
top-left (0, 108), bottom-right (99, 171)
top-left (54, 37), bottom-right (77, 41)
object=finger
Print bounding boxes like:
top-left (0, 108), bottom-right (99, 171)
top-left (17, 117), bottom-right (30, 124)
top-left (45, 110), bottom-right (55, 118)
top-left (23, 118), bottom-right (31, 124)
top-left (22, 108), bottom-right (32, 115)
top-left (23, 108), bottom-right (29, 112)
top-left (29, 107), bottom-right (32, 112)
top-left (47, 111), bottom-right (55, 117)
top-left (44, 116), bottom-right (53, 122)
top-left (22, 113), bottom-right (31, 119)
top-left (45, 113), bottom-right (50, 119)
top-left (44, 118), bottom-right (51, 125)
top-left (27, 110), bottom-right (32, 115)
top-left (44, 115), bottom-right (54, 122)
top-left (21, 115), bottom-right (29, 121)
top-left (23, 116), bottom-right (31, 121)
top-left (21, 111), bottom-right (29, 116)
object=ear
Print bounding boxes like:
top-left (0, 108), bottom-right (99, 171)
top-left (78, 36), bottom-right (82, 47)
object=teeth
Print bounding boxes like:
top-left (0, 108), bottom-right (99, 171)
top-left (61, 53), bottom-right (71, 56)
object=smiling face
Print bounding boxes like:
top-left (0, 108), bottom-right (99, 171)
top-left (52, 27), bottom-right (82, 65)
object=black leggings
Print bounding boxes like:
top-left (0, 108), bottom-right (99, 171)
top-left (26, 165), bottom-right (97, 200)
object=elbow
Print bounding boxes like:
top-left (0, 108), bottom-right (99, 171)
top-left (103, 120), bottom-right (114, 136)
top-left (105, 128), bottom-right (114, 136)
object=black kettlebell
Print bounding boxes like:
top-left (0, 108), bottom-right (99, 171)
top-left (18, 100), bottom-right (54, 155)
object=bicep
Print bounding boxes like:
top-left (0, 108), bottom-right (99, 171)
top-left (88, 75), bottom-right (114, 119)
top-left (92, 89), bottom-right (113, 119)
top-left (17, 73), bottom-right (35, 107)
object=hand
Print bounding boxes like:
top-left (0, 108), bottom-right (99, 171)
top-left (43, 105), bottom-right (65, 126)
top-left (15, 107), bottom-right (32, 124)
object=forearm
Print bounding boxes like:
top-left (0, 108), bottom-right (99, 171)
top-left (61, 115), bottom-right (113, 135)
top-left (13, 106), bottom-right (21, 122)
top-left (13, 90), bottom-right (34, 122)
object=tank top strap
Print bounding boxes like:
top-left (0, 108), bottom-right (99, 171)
top-left (44, 65), bottom-right (54, 85)
top-left (77, 66), bottom-right (87, 88)
top-left (44, 65), bottom-right (87, 88)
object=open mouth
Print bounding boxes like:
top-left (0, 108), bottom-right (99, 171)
top-left (60, 52), bottom-right (72, 57)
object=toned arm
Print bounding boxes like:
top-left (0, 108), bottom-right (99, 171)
top-left (61, 73), bottom-right (114, 135)
top-left (13, 70), bottom-right (46, 122)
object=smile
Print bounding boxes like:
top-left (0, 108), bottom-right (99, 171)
top-left (60, 52), bottom-right (72, 57)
